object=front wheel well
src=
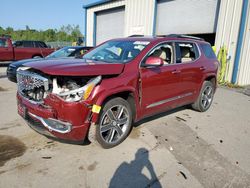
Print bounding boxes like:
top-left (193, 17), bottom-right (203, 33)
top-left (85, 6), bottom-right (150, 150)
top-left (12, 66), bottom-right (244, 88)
top-left (101, 91), bottom-right (136, 122)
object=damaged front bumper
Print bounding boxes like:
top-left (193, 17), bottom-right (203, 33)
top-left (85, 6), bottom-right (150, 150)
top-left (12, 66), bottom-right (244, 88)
top-left (17, 93), bottom-right (93, 142)
top-left (28, 112), bottom-right (72, 134)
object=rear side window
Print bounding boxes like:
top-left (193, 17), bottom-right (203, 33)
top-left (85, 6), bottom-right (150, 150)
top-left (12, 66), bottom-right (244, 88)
top-left (175, 42), bottom-right (199, 63)
top-left (23, 41), bottom-right (34, 48)
top-left (200, 43), bottom-right (217, 59)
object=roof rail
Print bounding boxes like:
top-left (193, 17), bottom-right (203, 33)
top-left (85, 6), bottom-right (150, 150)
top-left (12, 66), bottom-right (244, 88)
top-left (128, 35), bottom-right (145, 37)
top-left (158, 34), bottom-right (205, 41)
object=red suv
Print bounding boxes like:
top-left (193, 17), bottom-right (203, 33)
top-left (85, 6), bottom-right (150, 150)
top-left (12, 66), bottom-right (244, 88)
top-left (16, 35), bottom-right (219, 148)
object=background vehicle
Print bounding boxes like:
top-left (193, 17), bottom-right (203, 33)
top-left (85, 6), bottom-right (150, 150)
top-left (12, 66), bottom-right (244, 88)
top-left (7, 46), bottom-right (93, 82)
top-left (16, 35), bottom-right (219, 148)
top-left (0, 36), bottom-right (55, 61)
top-left (13, 40), bottom-right (49, 49)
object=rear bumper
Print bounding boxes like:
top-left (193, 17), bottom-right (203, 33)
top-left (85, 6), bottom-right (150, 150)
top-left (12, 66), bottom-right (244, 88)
top-left (17, 93), bottom-right (92, 141)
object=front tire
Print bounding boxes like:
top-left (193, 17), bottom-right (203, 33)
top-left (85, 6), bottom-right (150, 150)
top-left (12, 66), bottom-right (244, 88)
top-left (192, 81), bottom-right (215, 112)
top-left (95, 97), bottom-right (132, 149)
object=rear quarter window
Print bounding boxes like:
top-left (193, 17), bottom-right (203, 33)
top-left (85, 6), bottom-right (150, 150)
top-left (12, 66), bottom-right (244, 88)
top-left (200, 43), bottom-right (217, 59)
top-left (38, 42), bottom-right (48, 48)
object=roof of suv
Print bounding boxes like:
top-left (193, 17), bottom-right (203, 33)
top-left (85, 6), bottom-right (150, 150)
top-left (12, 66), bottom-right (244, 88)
top-left (113, 34), bottom-right (209, 44)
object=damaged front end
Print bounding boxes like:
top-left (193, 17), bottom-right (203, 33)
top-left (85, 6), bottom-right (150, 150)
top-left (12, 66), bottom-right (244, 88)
top-left (16, 67), bottom-right (102, 141)
top-left (17, 67), bottom-right (101, 103)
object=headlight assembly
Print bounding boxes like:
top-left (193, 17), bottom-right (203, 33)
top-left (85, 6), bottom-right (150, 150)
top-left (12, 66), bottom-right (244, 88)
top-left (56, 76), bottom-right (101, 102)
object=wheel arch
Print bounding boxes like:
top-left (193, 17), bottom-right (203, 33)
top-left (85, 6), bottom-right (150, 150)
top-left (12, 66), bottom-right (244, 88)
top-left (203, 74), bottom-right (217, 90)
top-left (32, 54), bottom-right (42, 58)
top-left (91, 89), bottom-right (139, 124)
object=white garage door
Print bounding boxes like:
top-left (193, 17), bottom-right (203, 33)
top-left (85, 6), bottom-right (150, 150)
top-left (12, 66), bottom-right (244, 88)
top-left (156, 0), bottom-right (220, 35)
top-left (96, 7), bottom-right (125, 45)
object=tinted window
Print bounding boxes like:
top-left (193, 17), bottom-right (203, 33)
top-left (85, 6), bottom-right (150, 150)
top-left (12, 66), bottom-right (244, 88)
top-left (38, 42), bottom-right (47, 48)
top-left (0, 39), bottom-right (7, 47)
top-left (34, 42), bottom-right (39, 48)
top-left (23, 41), bottom-right (34, 48)
top-left (201, 43), bottom-right (217, 59)
top-left (33, 41), bottom-right (46, 48)
top-left (14, 41), bottom-right (23, 47)
top-left (176, 42), bottom-right (199, 63)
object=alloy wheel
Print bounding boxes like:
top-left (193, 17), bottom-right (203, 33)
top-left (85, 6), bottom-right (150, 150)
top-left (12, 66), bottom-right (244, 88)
top-left (99, 105), bottom-right (129, 144)
top-left (201, 85), bottom-right (213, 109)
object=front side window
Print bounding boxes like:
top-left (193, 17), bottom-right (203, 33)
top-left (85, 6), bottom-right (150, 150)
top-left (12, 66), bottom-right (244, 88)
top-left (83, 40), bottom-right (149, 63)
top-left (141, 42), bottom-right (174, 66)
top-left (146, 43), bottom-right (174, 65)
top-left (176, 42), bottom-right (199, 63)
top-left (0, 39), bottom-right (7, 47)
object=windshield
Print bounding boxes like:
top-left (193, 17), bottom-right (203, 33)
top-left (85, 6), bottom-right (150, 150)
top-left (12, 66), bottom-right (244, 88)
top-left (46, 47), bottom-right (79, 58)
top-left (83, 40), bottom-right (150, 63)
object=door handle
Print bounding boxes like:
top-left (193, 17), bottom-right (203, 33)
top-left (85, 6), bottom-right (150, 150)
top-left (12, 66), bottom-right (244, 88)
top-left (171, 69), bottom-right (181, 74)
top-left (200, 66), bottom-right (206, 71)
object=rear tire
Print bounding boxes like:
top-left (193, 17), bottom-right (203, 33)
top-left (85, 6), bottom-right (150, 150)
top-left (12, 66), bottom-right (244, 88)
top-left (192, 81), bottom-right (214, 112)
top-left (95, 97), bottom-right (133, 149)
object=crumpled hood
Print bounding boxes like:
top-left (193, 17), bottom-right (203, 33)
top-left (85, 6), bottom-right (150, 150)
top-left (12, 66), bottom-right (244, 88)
top-left (24, 58), bottom-right (125, 76)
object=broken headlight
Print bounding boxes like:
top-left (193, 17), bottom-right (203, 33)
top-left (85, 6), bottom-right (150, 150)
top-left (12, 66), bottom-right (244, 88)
top-left (53, 76), bottom-right (101, 102)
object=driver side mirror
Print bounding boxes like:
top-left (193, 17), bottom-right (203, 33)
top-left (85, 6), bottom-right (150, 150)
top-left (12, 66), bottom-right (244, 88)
top-left (143, 56), bottom-right (164, 67)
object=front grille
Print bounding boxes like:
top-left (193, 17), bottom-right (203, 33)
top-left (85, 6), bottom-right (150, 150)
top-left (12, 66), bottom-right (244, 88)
top-left (17, 70), bottom-right (49, 102)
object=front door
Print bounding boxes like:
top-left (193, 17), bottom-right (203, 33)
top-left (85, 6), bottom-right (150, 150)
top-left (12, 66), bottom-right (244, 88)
top-left (140, 42), bottom-right (183, 117)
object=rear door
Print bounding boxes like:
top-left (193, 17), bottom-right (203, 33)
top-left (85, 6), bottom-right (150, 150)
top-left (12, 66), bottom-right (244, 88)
top-left (0, 38), bottom-right (13, 60)
top-left (140, 42), bottom-right (183, 116)
top-left (174, 41), bottom-right (204, 104)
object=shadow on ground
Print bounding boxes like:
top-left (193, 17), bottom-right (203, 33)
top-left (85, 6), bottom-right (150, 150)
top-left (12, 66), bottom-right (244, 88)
top-left (109, 148), bottom-right (162, 188)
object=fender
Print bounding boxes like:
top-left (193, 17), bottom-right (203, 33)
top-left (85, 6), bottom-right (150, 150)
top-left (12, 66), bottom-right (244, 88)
top-left (91, 86), bottom-right (140, 123)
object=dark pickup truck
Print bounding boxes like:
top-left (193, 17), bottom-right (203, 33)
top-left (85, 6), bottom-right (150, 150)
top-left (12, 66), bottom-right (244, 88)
top-left (0, 37), bottom-right (54, 61)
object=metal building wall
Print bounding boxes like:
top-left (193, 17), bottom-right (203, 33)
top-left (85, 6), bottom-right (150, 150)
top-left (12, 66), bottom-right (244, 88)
top-left (215, 0), bottom-right (243, 83)
top-left (124, 0), bottom-right (155, 36)
top-left (85, 0), bottom-right (125, 46)
top-left (238, 1), bottom-right (250, 85)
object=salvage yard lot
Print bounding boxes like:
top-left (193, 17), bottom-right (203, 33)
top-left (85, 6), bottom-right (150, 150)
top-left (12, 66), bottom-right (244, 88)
top-left (0, 68), bottom-right (250, 188)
